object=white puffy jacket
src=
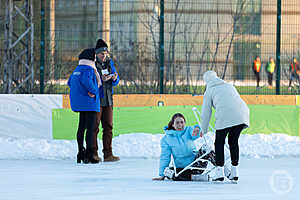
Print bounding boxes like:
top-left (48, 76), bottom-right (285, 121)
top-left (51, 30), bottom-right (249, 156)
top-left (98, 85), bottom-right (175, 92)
top-left (201, 71), bottom-right (250, 134)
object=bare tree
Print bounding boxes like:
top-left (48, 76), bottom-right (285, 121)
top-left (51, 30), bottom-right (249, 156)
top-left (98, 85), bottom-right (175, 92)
top-left (182, 14), bottom-right (203, 93)
top-left (138, 0), bottom-right (160, 92)
top-left (166, 0), bottom-right (183, 93)
top-left (109, 0), bottom-right (161, 93)
top-left (222, 0), bottom-right (247, 79)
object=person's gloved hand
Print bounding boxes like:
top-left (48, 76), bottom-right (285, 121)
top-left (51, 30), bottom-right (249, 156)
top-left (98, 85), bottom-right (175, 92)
top-left (199, 131), bottom-right (208, 137)
top-left (200, 132), bottom-right (204, 137)
top-left (102, 74), bottom-right (112, 82)
top-left (192, 127), bottom-right (200, 136)
top-left (112, 72), bottom-right (118, 81)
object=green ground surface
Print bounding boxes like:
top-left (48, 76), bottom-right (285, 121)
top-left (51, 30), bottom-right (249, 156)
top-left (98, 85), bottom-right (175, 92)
top-left (52, 105), bottom-right (299, 139)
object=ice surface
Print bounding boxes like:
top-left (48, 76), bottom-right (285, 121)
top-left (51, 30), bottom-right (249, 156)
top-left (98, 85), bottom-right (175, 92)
top-left (0, 132), bottom-right (299, 200)
top-left (0, 158), bottom-right (299, 200)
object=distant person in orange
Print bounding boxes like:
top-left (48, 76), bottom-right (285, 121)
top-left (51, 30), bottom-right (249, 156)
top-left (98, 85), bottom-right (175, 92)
top-left (265, 57), bottom-right (276, 88)
top-left (252, 56), bottom-right (261, 89)
top-left (288, 57), bottom-right (300, 89)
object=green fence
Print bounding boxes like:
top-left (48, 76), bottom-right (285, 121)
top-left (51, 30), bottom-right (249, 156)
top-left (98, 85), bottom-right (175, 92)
top-left (1, 0), bottom-right (300, 94)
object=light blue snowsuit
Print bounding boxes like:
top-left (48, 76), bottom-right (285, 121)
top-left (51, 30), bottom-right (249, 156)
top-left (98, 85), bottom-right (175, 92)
top-left (159, 125), bottom-right (201, 177)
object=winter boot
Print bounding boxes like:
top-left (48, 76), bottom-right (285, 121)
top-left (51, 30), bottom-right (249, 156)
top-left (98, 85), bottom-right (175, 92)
top-left (92, 150), bottom-right (102, 163)
top-left (104, 155), bottom-right (120, 162)
top-left (228, 165), bottom-right (239, 181)
top-left (77, 147), bottom-right (86, 163)
top-left (212, 166), bottom-right (224, 181)
top-left (84, 148), bottom-right (101, 164)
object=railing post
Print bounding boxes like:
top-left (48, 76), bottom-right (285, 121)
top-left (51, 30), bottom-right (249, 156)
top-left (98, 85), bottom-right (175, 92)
top-left (159, 0), bottom-right (164, 94)
top-left (40, 0), bottom-right (45, 94)
top-left (276, 0), bottom-right (281, 95)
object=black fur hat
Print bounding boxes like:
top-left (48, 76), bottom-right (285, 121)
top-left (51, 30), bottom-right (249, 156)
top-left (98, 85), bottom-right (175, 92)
top-left (78, 48), bottom-right (95, 61)
top-left (95, 39), bottom-right (108, 54)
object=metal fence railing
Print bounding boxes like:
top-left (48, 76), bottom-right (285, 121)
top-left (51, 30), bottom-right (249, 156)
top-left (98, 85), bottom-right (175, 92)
top-left (1, 0), bottom-right (300, 95)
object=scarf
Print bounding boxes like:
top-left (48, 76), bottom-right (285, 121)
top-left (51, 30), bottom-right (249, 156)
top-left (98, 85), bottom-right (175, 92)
top-left (79, 59), bottom-right (101, 88)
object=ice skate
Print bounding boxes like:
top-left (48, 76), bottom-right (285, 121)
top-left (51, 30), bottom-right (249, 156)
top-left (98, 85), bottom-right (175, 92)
top-left (227, 165), bottom-right (239, 182)
top-left (224, 164), bottom-right (231, 178)
top-left (212, 166), bottom-right (224, 181)
top-left (163, 167), bottom-right (175, 180)
top-left (191, 174), bottom-right (209, 182)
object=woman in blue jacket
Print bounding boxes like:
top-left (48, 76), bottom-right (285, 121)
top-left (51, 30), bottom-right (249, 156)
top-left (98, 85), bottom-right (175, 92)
top-left (68, 48), bottom-right (101, 164)
top-left (152, 113), bottom-right (201, 181)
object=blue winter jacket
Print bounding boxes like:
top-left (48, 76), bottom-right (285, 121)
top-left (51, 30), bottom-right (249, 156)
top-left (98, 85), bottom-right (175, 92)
top-left (159, 125), bottom-right (201, 177)
top-left (68, 65), bottom-right (100, 112)
top-left (99, 59), bottom-right (119, 97)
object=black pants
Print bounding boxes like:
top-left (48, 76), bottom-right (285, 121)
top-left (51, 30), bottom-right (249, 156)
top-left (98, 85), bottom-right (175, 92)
top-left (267, 72), bottom-right (273, 86)
top-left (172, 168), bottom-right (192, 181)
top-left (289, 72), bottom-right (300, 87)
top-left (254, 71), bottom-right (260, 87)
top-left (77, 111), bottom-right (97, 151)
top-left (215, 124), bottom-right (245, 167)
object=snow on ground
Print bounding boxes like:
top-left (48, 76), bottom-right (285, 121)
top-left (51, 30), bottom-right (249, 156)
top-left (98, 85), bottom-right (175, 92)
top-left (1, 132), bottom-right (300, 160)
top-left (0, 132), bottom-right (300, 200)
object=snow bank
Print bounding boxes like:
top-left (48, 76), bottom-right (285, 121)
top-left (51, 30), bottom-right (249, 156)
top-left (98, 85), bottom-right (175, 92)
top-left (0, 132), bottom-right (299, 160)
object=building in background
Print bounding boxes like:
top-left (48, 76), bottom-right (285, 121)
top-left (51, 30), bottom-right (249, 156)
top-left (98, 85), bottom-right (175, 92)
top-left (1, 0), bottom-right (300, 93)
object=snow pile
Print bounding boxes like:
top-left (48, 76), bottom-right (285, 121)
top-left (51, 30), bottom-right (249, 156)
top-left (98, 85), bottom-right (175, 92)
top-left (0, 132), bottom-right (299, 160)
top-left (0, 136), bottom-right (76, 160)
top-left (240, 133), bottom-right (300, 158)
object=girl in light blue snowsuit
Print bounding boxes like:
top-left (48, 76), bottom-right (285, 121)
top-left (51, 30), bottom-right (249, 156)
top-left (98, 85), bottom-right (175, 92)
top-left (153, 113), bottom-right (201, 181)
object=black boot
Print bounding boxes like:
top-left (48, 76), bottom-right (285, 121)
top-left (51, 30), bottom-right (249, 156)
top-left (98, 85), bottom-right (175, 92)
top-left (77, 147), bottom-right (86, 163)
top-left (84, 148), bottom-right (101, 164)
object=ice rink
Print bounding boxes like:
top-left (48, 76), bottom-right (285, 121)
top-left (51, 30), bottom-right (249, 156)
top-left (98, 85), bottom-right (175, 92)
top-left (0, 132), bottom-right (299, 200)
top-left (0, 157), bottom-right (299, 200)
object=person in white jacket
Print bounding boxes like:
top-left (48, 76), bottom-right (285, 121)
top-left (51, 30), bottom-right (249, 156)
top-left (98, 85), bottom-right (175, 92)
top-left (200, 70), bottom-right (249, 182)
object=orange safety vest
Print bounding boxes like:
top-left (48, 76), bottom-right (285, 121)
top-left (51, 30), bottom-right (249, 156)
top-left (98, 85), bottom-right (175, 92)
top-left (253, 60), bottom-right (261, 72)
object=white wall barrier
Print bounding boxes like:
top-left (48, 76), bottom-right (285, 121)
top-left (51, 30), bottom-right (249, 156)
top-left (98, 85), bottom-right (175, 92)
top-left (0, 94), bottom-right (63, 139)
